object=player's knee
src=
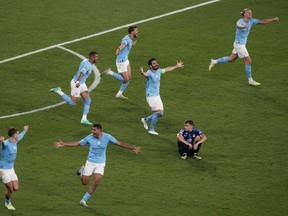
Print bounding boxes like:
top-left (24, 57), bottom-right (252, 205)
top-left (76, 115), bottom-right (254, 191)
top-left (123, 78), bottom-right (130, 83)
top-left (195, 135), bottom-right (201, 142)
top-left (82, 180), bottom-right (89, 185)
top-left (81, 177), bottom-right (89, 185)
top-left (229, 58), bottom-right (236, 62)
top-left (13, 186), bottom-right (19, 191)
top-left (84, 98), bottom-right (91, 105)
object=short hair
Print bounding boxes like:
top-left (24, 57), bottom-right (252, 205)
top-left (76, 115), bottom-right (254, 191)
top-left (148, 58), bottom-right (157, 66)
top-left (185, 120), bottom-right (194, 126)
top-left (93, 124), bottom-right (102, 130)
top-left (8, 127), bottom-right (18, 137)
top-left (89, 51), bottom-right (98, 57)
top-left (128, 26), bottom-right (137, 34)
top-left (240, 8), bottom-right (250, 16)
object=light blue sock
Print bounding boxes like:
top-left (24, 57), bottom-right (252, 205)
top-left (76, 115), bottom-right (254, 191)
top-left (119, 81), bottom-right (130, 92)
top-left (216, 56), bottom-right (230, 63)
top-left (150, 113), bottom-right (159, 131)
top-left (82, 192), bottom-right (92, 201)
top-left (112, 73), bottom-right (124, 82)
top-left (83, 98), bottom-right (91, 116)
top-left (150, 112), bottom-right (164, 131)
top-left (245, 64), bottom-right (252, 78)
top-left (61, 94), bottom-right (76, 106)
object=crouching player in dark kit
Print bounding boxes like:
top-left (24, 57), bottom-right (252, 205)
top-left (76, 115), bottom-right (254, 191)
top-left (177, 120), bottom-right (207, 160)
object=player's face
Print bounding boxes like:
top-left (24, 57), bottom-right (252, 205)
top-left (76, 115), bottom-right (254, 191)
top-left (132, 28), bottom-right (139, 38)
top-left (12, 131), bottom-right (20, 141)
top-left (184, 123), bottom-right (193, 132)
top-left (91, 54), bottom-right (99, 64)
top-left (244, 10), bottom-right (252, 18)
top-left (150, 60), bottom-right (159, 70)
top-left (92, 127), bottom-right (101, 137)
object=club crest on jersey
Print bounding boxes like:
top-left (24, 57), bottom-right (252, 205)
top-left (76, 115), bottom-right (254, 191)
top-left (97, 141), bottom-right (101, 145)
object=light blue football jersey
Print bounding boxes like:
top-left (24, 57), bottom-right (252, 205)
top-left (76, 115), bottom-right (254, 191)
top-left (73, 59), bottom-right (93, 84)
top-left (0, 131), bottom-right (26, 170)
top-left (235, 18), bottom-right (260, 45)
top-left (79, 132), bottom-right (118, 164)
top-left (145, 69), bottom-right (165, 97)
top-left (116, 35), bottom-right (133, 63)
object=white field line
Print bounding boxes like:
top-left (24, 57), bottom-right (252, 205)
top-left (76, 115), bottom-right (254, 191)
top-left (0, 47), bottom-right (101, 119)
top-left (0, 0), bottom-right (221, 119)
top-left (0, 0), bottom-right (220, 64)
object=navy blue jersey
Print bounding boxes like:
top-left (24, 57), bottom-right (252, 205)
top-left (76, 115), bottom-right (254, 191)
top-left (178, 128), bottom-right (203, 144)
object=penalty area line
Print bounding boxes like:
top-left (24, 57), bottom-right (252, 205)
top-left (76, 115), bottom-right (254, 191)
top-left (0, 47), bottom-right (101, 119)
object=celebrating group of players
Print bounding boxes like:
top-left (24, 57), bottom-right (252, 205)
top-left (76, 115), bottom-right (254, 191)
top-left (0, 8), bottom-right (279, 210)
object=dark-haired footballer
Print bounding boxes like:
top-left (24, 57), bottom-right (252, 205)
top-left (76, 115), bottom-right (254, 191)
top-left (177, 120), bottom-right (207, 160)
top-left (0, 125), bottom-right (29, 210)
top-left (104, 26), bottom-right (139, 99)
top-left (54, 124), bottom-right (141, 208)
top-left (140, 58), bottom-right (184, 135)
top-left (50, 51), bottom-right (99, 125)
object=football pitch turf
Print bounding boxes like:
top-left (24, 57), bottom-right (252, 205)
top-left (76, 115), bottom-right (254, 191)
top-left (0, 0), bottom-right (287, 215)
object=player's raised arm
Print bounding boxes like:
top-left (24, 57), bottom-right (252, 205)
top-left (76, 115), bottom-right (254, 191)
top-left (140, 67), bottom-right (149, 77)
top-left (0, 136), bottom-right (5, 143)
top-left (259, 17), bottom-right (279, 24)
top-left (164, 61), bottom-right (184, 72)
top-left (18, 125), bottom-right (29, 142)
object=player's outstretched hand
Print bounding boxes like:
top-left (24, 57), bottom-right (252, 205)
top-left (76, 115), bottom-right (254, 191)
top-left (176, 61), bottom-right (184, 68)
top-left (274, 17), bottom-right (279, 21)
top-left (23, 125), bottom-right (29, 131)
top-left (54, 139), bottom-right (64, 148)
top-left (132, 146), bottom-right (141, 154)
top-left (133, 40), bottom-right (137, 46)
top-left (0, 136), bottom-right (5, 143)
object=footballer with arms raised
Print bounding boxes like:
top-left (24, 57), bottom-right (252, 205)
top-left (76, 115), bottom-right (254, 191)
top-left (54, 123), bottom-right (141, 207)
top-left (209, 8), bottom-right (279, 86)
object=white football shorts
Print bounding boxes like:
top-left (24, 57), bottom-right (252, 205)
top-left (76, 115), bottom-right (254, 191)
top-left (116, 60), bottom-right (130, 73)
top-left (0, 168), bottom-right (18, 184)
top-left (83, 161), bottom-right (105, 176)
top-left (146, 96), bottom-right (164, 111)
top-left (70, 79), bottom-right (88, 98)
top-left (232, 43), bottom-right (249, 58)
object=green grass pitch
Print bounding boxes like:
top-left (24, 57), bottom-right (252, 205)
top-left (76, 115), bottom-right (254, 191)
top-left (0, 0), bottom-right (287, 215)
